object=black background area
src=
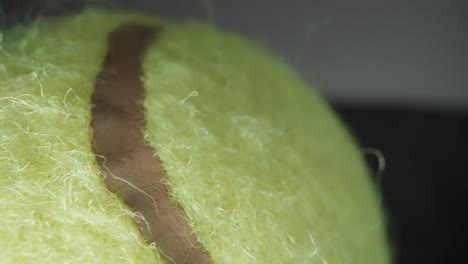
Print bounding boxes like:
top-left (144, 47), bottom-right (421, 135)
top-left (338, 106), bottom-right (467, 264)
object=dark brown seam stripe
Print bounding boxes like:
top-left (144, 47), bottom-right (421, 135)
top-left (90, 24), bottom-right (212, 264)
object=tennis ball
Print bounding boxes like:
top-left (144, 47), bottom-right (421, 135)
top-left (0, 8), bottom-right (391, 264)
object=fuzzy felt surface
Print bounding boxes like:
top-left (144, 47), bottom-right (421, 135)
top-left (0, 8), bottom-right (390, 264)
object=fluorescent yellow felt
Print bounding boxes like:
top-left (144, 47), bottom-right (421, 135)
top-left (0, 8), bottom-right (391, 264)
top-left (0, 10), bottom-right (164, 264)
top-left (142, 22), bottom-right (390, 264)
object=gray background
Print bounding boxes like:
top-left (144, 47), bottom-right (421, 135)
top-left (115, 0), bottom-right (468, 112)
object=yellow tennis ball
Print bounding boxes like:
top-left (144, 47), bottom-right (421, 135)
top-left (0, 8), bottom-right (391, 264)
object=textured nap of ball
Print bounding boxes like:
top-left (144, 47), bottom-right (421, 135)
top-left (0, 8), bottom-right (391, 264)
